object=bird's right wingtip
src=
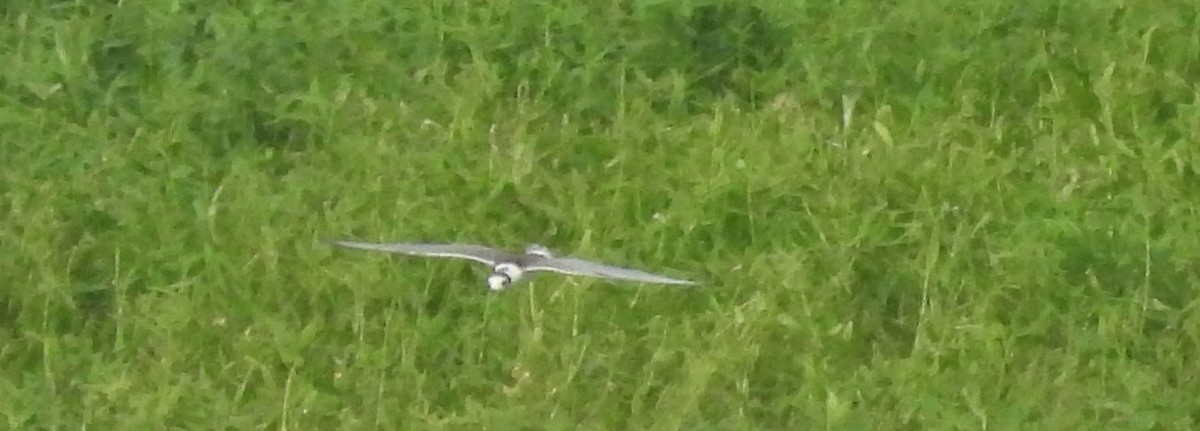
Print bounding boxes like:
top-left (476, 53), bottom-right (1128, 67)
top-left (321, 237), bottom-right (346, 246)
top-left (672, 278), bottom-right (701, 287)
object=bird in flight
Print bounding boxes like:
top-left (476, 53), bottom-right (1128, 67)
top-left (328, 240), bottom-right (698, 291)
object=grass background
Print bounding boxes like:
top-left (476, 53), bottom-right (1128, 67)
top-left (2, 0), bottom-right (1199, 429)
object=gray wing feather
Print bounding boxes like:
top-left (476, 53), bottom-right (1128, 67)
top-left (329, 240), bottom-right (507, 265)
top-left (526, 257), bottom-right (697, 286)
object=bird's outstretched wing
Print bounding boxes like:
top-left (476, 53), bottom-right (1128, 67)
top-left (328, 240), bottom-right (508, 265)
top-left (526, 257), bottom-right (697, 286)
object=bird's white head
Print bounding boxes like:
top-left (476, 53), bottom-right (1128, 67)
top-left (488, 263), bottom-right (524, 291)
top-left (487, 273), bottom-right (510, 291)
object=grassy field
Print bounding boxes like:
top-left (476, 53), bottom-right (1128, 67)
top-left (3, 1), bottom-right (1199, 429)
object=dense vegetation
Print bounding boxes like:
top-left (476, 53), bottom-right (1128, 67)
top-left (2, 1), bottom-right (1198, 429)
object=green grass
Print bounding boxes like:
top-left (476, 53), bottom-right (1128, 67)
top-left (3, 0), bottom-right (1199, 429)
